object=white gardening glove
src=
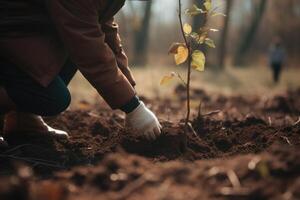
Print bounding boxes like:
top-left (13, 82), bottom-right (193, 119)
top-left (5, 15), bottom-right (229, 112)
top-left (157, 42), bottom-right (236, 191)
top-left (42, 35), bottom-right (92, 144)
top-left (125, 101), bottom-right (162, 140)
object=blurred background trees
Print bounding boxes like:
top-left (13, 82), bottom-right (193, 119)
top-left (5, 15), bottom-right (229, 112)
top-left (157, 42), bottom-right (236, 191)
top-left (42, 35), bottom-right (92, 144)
top-left (217, 0), bottom-right (233, 69)
top-left (234, 0), bottom-right (267, 66)
top-left (127, 1), bottom-right (153, 66)
top-left (117, 0), bottom-right (300, 69)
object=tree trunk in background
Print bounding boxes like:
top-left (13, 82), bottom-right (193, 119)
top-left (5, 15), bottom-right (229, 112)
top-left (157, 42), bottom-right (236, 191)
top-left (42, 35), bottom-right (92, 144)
top-left (234, 0), bottom-right (268, 66)
top-left (132, 1), bottom-right (152, 66)
top-left (192, 0), bottom-right (206, 29)
top-left (217, 0), bottom-right (233, 70)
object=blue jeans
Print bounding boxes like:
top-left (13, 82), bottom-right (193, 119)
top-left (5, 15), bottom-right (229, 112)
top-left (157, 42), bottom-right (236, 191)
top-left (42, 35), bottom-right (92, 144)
top-left (0, 59), bottom-right (77, 116)
top-left (271, 63), bottom-right (282, 83)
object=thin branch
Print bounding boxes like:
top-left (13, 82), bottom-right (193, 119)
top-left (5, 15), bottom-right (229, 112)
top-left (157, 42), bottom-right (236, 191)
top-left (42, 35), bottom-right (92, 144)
top-left (175, 72), bottom-right (187, 86)
top-left (178, 0), bottom-right (192, 130)
top-left (197, 102), bottom-right (202, 119)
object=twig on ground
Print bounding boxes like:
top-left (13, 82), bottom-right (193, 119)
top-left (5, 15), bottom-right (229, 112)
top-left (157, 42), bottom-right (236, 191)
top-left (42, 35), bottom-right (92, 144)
top-left (197, 102), bottom-right (221, 118)
top-left (187, 122), bottom-right (201, 141)
top-left (113, 173), bottom-right (158, 200)
top-left (218, 187), bottom-right (250, 197)
top-left (217, 170), bottom-right (247, 197)
top-left (157, 179), bottom-right (172, 200)
top-left (293, 117), bottom-right (300, 126)
top-left (203, 110), bottom-right (222, 117)
top-left (271, 129), bottom-right (280, 140)
top-left (88, 112), bottom-right (100, 118)
top-left (268, 116), bottom-right (272, 126)
top-left (280, 136), bottom-right (292, 146)
top-left (226, 170), bottom-right (241, 188)
top-left (110, 118), bottom-right (124, 129)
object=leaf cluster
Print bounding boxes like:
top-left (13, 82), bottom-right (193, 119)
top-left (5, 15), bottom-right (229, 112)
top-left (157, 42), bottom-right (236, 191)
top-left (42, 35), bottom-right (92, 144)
top-left (161, 0), bottom-right (224, 85)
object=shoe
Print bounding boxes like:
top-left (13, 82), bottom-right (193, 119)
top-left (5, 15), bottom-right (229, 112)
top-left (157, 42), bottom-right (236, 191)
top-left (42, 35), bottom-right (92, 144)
top-left (0, 136), bottom-right (8, 148)
top-left (3, 112), bottom-right (69, 139)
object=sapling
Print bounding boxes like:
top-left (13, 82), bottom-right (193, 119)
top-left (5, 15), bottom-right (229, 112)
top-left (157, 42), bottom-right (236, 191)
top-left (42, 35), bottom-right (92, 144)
top-left (161, 0), bottom-right (224, 132)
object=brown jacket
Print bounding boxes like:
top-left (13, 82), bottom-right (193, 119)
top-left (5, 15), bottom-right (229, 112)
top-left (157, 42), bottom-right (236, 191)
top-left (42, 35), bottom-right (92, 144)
top-left (0, 0), bottom-right (136, 109)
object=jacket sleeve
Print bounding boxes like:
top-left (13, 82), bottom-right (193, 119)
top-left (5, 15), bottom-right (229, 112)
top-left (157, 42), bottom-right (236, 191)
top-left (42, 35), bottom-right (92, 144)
top-left (46, 0), bottom-right (135, 109)
top-left (101, 18), bottom-right (136, 87)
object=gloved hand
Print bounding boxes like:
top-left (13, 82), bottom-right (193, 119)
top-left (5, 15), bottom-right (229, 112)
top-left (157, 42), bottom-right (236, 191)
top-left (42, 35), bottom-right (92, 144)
top-left (125, 101), bottom-right (162, 140)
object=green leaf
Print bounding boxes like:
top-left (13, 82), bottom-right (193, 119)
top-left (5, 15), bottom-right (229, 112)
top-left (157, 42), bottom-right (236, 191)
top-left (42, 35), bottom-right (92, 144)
top-left (185, 4), bottom-right (205, 16)
top-left (190, 30), bottom-right (208, 44)
top-left (204, 0), bottom-right (212, 11)
top-left (205, 38), bottom-right (216, 48)
top-left (190, 32), bottom-right (199, 39)
top-left (190, 32), bottom-right (201, 43)
top-left (191, 50), bottom-right (206, 71)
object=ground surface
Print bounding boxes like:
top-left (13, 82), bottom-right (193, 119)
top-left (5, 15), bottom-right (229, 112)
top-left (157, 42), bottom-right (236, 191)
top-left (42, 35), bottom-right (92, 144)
top-left (0, 86), bottom-right (300, 200)
top-left (68, 65), bottom-right (300, 107)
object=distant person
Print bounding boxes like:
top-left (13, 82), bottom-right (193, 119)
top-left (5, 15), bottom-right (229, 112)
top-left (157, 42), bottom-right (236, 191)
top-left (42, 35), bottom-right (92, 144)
top-left (269, 37), bottom-right (286, 83)
top-left (0, 0), bottom-right (162, 148)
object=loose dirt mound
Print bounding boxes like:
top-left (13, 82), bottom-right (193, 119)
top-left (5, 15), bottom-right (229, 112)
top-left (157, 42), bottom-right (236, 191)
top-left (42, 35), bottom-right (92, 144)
top-left (0, 89), bottom-right (300, 200)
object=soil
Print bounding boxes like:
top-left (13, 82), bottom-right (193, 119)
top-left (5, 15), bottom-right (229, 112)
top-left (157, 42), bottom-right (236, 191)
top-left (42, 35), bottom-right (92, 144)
top-left (0, 88), bottom-right (300, 200)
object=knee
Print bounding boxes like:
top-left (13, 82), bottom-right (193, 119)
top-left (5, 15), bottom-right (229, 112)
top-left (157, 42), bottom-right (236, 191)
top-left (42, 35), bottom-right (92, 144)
top-left (43, 89), bottom-right (71, 116)
top-left (4, 79), bottom-right (71, 116)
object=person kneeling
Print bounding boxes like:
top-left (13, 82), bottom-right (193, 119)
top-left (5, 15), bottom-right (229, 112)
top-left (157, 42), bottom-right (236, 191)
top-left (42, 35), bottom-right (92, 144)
top-left (0, 0), bottom-right (161, 147)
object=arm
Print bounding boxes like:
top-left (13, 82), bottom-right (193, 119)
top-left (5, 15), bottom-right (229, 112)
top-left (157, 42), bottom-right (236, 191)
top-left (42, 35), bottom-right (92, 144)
top-left (101, 18), bottom-right (136, 87)
top-left (46, 0), bottom-right (135, 109)
top-left (46, 0), bottom-right (161, 140)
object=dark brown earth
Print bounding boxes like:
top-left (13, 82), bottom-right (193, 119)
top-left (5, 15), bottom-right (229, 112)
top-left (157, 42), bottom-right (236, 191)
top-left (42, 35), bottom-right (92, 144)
top-left (0, 88), bottom-right (300, 200)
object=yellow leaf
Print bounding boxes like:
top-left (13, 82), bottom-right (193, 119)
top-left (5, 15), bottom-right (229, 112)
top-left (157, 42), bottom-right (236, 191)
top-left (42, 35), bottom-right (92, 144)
top-left (191, 50), bottom-right (205, 71)
top-left (160, 72), bottom-right (176, 85)
top-left (183, 23), bottom-right (192, 34)
top-left (204, 0), bottom-right (212, 11)
top-left (175, 46), bottom-right (189, 65)
top-left (168, 42), bottom-right (185, 54)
